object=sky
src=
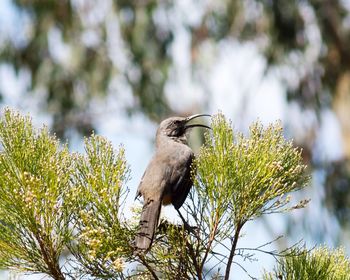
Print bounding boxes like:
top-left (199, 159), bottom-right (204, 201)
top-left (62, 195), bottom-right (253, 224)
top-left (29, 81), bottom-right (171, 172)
top-left (0, 0), bottom-right (348, 279)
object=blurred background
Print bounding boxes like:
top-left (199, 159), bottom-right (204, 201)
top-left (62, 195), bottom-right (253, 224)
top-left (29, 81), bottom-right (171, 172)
top-left (0, 0), bottom-right (349, 279)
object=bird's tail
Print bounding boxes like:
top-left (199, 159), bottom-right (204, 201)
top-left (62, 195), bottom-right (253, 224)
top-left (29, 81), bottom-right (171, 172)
top-left (135, 198), bottom-right (162, 252)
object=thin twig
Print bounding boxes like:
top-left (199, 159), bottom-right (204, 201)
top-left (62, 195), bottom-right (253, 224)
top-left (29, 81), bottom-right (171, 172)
top-left (200, 211), bottom-right (220, 272)
top-left (232, 261), bottom-right (257, 280)
top-left (204, 252), bottom-right (227, 278)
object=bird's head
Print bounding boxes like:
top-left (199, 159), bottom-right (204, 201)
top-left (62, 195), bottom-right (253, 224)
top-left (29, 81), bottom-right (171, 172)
top-left (157, 114), bottom-right (211, 144)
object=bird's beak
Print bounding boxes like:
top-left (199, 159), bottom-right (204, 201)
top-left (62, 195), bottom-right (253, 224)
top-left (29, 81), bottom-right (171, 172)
top-left (184, 113), bottom-right (211, 130)
top-left (184, 123), bottom-right (211, 130)
top-left (185, 113), bottom-right (211, 122)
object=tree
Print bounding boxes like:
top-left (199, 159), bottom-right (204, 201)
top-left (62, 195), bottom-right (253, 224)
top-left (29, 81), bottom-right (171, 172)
top-left (5, 109), bottom-right (347, 279)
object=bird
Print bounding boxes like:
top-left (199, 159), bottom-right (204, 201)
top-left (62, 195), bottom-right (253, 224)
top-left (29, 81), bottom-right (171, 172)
top-left (134, 114), bottom-right (211, 252)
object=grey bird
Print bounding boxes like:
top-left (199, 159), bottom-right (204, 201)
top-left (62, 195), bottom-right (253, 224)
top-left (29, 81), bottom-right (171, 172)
top-left (134, 114), bottom-right (211, 251)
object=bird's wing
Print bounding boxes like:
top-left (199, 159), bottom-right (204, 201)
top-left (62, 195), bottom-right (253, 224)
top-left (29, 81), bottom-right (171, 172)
top-left (135, 159), bottom-right (170, 251)
top-left (170, 151), bottom-right (194, 210)
top-left (136, 149), bottom-right (194, 208)
top-left (135, 155), bottom-right (171, 200)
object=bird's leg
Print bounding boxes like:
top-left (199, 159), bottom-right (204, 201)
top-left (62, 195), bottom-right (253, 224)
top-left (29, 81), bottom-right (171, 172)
top-left (176, 209), bottom-right (197, 235)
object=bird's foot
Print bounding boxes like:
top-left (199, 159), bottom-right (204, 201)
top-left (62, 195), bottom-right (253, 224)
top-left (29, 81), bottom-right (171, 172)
top-left (176, 209), bottom-right (198, 235)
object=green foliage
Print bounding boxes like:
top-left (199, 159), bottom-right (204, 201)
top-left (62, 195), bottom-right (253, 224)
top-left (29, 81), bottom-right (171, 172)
top-left (0, 109), bottom-right (133, 279)
top-left (264, 246), bottom-right (350, 280)
top-left (0, 109), bottom-right (73, 278)
top-left (68, 135), bottom-right (133, 278)
top-left (194, 113), bottom-right (309, 239)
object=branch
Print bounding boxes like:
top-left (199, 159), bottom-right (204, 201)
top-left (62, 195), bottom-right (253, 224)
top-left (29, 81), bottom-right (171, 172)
top-left (137, 254), bottom-right (159, 280)
top-left (176, 208), bottom-right (203, 279)
top-left (234, 238), bottom-right (307, 276)
top-left (224, 222), bottom-right (243, 280)
top-left (34, 231), bottom-right (65, 280)
top-left (186, 239), bottom-right (202, 280)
